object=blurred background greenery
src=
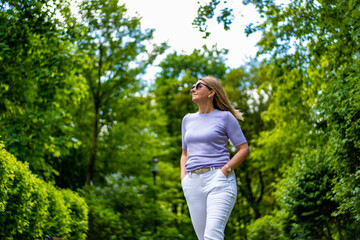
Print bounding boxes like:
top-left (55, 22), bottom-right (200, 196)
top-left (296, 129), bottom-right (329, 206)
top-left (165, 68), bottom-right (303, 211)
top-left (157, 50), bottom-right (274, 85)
top-left (1, 0), bottom-right (359, 239)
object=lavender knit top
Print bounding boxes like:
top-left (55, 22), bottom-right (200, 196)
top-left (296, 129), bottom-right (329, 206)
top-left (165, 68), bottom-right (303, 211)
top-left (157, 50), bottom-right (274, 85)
top-left (181, 109), bottom-right (247, 172)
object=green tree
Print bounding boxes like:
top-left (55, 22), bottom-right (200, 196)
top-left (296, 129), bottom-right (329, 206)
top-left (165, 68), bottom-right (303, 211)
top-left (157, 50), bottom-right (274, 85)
top-left (194, 0), bottom-right (360, 238)
top-left (75, 0), bottom-right (166, 185)
top-left (244, 1), bottom-right (360, 236)
top-left (0, 0), bottom-right (83, 182)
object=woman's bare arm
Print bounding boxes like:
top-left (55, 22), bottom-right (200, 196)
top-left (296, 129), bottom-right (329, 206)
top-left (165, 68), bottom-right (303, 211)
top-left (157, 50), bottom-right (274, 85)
top-left (180, 149), bottom-right (187, 181)
top-left (221, 142), bottom-right (250, 177)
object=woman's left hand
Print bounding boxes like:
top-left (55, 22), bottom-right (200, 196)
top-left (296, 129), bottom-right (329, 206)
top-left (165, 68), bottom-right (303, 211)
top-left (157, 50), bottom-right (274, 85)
top-left (220, 167), bottom-right (229, 178)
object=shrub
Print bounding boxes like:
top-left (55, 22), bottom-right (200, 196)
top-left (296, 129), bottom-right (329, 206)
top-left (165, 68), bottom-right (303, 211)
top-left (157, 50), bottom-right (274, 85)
top-left (0, 142), bottom-right (88, 239)
top-left (275, 148), bottom-right (342, 240)
top-left (85, 173), bottom-right (184, 240)
top-left (247, 212), bottom-right (288, 240)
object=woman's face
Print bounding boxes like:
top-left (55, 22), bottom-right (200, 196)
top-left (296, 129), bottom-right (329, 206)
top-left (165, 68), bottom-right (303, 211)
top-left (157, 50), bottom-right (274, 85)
top-left (191, 80), bottom-right (212, 103)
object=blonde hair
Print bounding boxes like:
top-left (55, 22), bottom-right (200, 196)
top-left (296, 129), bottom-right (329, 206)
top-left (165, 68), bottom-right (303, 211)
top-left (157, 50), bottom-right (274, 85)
top-left (199, 76), bottom-right (244, 121)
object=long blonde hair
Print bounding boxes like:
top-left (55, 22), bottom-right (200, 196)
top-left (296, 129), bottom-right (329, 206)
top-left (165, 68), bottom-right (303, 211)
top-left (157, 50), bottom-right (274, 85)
top-left (199, 76), bottom-right (244, 121)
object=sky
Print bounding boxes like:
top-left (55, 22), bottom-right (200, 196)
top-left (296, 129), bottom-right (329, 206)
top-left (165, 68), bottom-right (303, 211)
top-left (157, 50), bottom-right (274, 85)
top-left (122, 0), bottom-right (263, 82)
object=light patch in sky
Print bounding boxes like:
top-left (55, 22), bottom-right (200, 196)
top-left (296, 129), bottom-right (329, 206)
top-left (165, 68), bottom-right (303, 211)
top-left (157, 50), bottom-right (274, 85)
top-left (122, 0), bottom-right (262, 83)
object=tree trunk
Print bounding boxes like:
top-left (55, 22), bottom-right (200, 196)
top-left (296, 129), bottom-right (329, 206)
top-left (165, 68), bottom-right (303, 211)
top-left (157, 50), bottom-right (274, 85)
top-left (334, 217), bottom-right (344, 240)
top-left (85, 104), bottom-right (99, 185)
top-left (85, 44), bottom-right (103, 186)
top-left (324, 221), bottom-right (334, 240)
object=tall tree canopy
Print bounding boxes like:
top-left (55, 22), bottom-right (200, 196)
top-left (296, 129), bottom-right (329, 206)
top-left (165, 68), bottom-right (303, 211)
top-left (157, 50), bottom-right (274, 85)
top-left (0, 0), bottom-right (82, 181)
top-left (75, 0), bottom-right (166, 185)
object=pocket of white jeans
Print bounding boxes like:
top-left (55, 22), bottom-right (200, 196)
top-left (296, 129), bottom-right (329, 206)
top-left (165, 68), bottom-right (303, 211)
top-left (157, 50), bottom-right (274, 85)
top-left (181, 174), bottom-right (188, 184)
top-left (218, 169), bottom-right (229, 181)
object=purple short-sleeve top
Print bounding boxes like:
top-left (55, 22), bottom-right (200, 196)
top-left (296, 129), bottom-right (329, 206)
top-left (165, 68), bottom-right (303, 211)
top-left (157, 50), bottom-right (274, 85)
top-left (181, 109), bottom-right (247, 172)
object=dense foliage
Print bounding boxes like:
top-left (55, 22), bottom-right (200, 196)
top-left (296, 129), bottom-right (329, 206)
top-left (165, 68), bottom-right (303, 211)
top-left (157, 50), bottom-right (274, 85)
top-left (0, 143), bottom-right (88, 239)
top-left (194, 0), bottom-right (360, 239)
top-left (1, 0), bottom-right (359, 239)
top-left (0, 0), bottom-right (82, 182)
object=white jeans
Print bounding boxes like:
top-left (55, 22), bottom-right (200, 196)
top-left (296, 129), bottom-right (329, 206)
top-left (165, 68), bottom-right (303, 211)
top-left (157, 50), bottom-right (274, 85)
top-left (181, 168), bottom-right (237, 240)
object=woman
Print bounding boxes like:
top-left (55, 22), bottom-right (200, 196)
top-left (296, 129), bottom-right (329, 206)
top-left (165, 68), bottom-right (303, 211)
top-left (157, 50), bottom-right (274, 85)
top-left (180, 76), bottom-right (250, 240)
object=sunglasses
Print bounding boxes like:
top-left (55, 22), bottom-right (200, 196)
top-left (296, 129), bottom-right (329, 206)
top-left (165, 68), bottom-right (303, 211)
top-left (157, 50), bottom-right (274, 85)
top-left (191, 82), bottom-right (212, 92)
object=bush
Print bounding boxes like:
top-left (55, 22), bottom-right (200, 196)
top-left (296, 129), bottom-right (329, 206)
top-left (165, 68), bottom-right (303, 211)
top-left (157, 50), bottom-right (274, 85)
top-left (85, 173), bottom-right (184, 240)
top-left (275, 147), bottom-right (342, 240)
top-left (0, 142), bottom-right (88, 239)
top-left (247, 212), bottom-right (288, 240)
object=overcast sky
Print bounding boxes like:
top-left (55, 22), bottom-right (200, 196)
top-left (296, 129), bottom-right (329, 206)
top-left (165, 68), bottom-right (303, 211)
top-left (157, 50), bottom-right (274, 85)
top-left (121, 0), bottom-right (262, 82)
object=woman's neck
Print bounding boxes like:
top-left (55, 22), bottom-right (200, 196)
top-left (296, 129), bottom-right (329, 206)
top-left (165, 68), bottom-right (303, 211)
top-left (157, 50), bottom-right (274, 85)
top-left (197, 103), bottom-right (215, 114)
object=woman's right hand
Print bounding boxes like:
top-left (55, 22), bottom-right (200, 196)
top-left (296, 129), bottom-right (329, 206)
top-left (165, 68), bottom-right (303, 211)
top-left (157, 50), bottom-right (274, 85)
top-left (181, 173), bottom-right (187, 181)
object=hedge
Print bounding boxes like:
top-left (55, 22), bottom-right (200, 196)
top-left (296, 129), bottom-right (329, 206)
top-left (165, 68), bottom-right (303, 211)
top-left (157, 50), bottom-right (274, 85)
top-left (0, 142), bottom-right (88, 239)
